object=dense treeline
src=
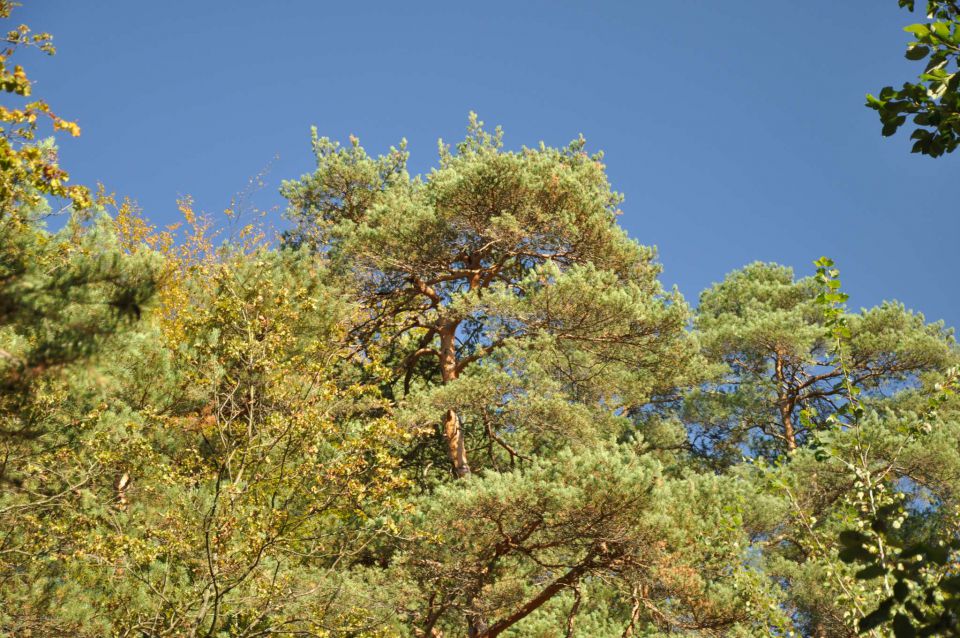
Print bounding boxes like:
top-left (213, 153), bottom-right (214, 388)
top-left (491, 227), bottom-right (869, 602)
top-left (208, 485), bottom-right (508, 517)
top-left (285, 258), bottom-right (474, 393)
top-left (2, 4), bottom-right (960, 637)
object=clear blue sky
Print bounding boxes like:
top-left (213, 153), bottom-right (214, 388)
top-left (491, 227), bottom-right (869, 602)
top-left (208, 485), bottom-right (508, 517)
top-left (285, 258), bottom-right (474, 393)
top-left (20, 1), bottom-right (960, 330)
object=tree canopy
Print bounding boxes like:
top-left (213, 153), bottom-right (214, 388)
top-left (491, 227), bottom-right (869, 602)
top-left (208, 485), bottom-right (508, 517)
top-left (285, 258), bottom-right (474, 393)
top-left (2, 3), bottom-right (959, 637)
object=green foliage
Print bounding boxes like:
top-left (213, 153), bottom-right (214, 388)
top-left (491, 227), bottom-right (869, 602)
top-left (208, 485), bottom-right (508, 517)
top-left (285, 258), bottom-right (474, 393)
top-left (0, 213), bottom-right (158, 391)
top-left (3, 5), bottom-right (960, 636)
top-left (283, 112), bottom-right (702, 483)
top-left (868, 1), bottom-right (960, 156)
top-left (388, 444), bottom-right (787, 636)
top-left (0, 14), bottom-right (162, 632)
top-left (688, 261), bottom-right (953, 463)
top-left (801, 259), bottom-right (960, 636)
top-left (836, 365), bottom-right (960, 636)
top-left (0, 0), bottom-right (89, 209)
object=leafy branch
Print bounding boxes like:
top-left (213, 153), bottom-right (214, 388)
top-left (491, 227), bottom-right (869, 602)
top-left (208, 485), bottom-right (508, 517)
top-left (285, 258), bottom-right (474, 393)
top-left (867, 1), bottom-right (960, 157)
top-left (813, 257), bottom-right (960, 636)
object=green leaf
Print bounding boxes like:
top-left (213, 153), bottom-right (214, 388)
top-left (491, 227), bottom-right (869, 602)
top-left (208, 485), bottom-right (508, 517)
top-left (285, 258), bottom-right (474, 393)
top-left (859, 598), bottom-right (894, 632)
top-left (905, 601), bottom-right (926, 622)
top-left (893, 612), bottom-right (917, 638)
top-left (840, 545), bottom-right (874, 563)
top-left (931, 21), bottom-right (950, 38)
top-left (839, 530), bottom-right (871, 548)
top-left (906, 45), bottom-right (931, 60)
top-left (940, 575), bottom-right (960, 594)
top-left (926, 544), bottom-right (950, 565)
top-left (894, 580), bottom-right (910, 601)
top-left (856, 564), bottom-right (888, 580)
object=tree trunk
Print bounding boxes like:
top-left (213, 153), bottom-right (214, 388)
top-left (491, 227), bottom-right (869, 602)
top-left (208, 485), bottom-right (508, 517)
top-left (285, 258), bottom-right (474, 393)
top-left (778, 398), bottom-right (797, 452)
top-left (443, 408), bottom-right (470, 478)
top-left (439, 324), bottom-right (470, 477)
top-left (774, 352), bottom-right (797, 452)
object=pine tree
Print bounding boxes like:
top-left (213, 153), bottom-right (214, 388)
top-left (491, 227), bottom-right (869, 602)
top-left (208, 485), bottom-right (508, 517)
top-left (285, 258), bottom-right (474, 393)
top-left (688, 262), bottom-right (955, 463)
top-left (283, 114), bottom-right (701, 480)
top-left (283, 118), bottom-right (793, 636)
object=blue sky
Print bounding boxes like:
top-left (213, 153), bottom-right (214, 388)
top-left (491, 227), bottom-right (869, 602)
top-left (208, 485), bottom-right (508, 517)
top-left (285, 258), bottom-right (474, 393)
top-left (20, 2), bottom-right (960, 329)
